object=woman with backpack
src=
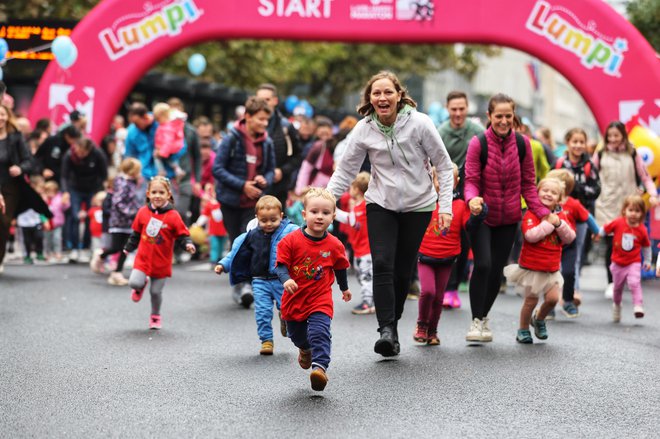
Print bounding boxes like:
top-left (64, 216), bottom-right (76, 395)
top-left (593, 121), bottom-right (657, 298)
top-left (463, 93), bottom-right (550, 343)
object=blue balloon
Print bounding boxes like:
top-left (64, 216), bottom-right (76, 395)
top-left (0, 38), bottom-right (7, 61)
top-left (428, 101), bottom-right (443, 116)
top-left (52, 36), bottom-right (77, 69)
top-left (298, 100), bottom-right (314, 118)
top-left (284, 95), bottom-right (299, 113)
top-left (187, 53), bottom-right (206, 76)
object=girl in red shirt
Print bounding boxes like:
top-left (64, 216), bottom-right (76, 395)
top-left (603, 195), bottom-right (651, 322)
top-left (123, 176), bottom-right (195, 330)
top-left (504, 177), bottom-right (575, 343)
top-left (413, 165), bottom-right (470, 346)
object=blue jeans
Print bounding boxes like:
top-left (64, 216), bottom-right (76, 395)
top-left (252, 278), bottom-right (284, 342)
top-left (66, 189), bottom-right (94, 250)
top-left (286, 312), bottom-right (332, 371)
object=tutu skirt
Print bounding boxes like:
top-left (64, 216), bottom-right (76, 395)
top-left (503, 264), bottom-right (563, 297)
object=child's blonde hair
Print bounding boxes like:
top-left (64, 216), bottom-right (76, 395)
top-left (146, 176), bottom-right (175, 204)
top-left (119, 157), bottom-right (142, 178)
top-left (152, 102), bottom-right (170, 119)
top-left (44, 180), bottom-right (59, 193)
top-left (545, 169), bottom-right (574, 197)
top-left (351, 172), bottom-right (371, 194)
top-left (255, 195), bottom-right (282, 213)
top-left (621, 194), bottom-right (646, 216)
top-left (537, 177), bottom-right (565, 199)
top-left (303, 187), bottom-right (336, 210)
top-left (92, 191), bottom-right (107, 207)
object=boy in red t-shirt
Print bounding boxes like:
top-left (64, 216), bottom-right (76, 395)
top-left (276, 188), bottom-right (351, 392)
top-left (336, 172), bottom-right (374, 315)
top-left (602, 195), bottom-right (651, 322)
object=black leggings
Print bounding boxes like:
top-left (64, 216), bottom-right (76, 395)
top-left (446, 228), bottom-right (470, 291)
top-left (367, 204), bottom-right (432, 329)
top-left (468, 222), bottom-right (518, 319)
top-left (220, 204), bottom-right (255, 245)
top-left (100, 233), bottom-right (131, 273)
top-left (604, 235), bottom-right (613, 283)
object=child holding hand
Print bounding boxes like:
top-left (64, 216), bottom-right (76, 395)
top-left (276, 188), bottom-right (351, 392)
top-left (504, 177), bottom-right (576, 343)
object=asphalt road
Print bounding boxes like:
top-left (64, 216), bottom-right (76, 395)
top-left (1, 261), bottom-right (659, 438)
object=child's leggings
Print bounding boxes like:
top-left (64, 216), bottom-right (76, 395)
top-left (417, 261), bottom-right (453, 332)
top-left (286, 312), bottom-right (332, 371)
top-left (252, 278), bottom-right (284, 342)
top-left (355, 254), bottom-right (373, 305)
top-left (209, 235), bottom-right (227, 264)
top-left (610, 262), bottom-right (643, 307)
top-left (561, 239), bottom-right (578, 302)
top-left (128, 269), bottom-right (166, 315)
top-left (100, 233), bottom-right (130, 273)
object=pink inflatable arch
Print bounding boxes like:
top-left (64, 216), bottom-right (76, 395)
top-left (28, 0), bottom-right (660, 143)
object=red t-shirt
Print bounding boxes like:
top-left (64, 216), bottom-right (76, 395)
top-left (603, 217), bottom-right (650, 266)
top-left (347, 200), bottom-right (370, 258)
top-left (418, 200), bottom-right (470, 259)
top-left (88, 206), bottom-right (103, 238)
top-left (202, 200), bottom-right (227, 237)
top-left (131, 205), bottom-right (190, 278)
top-left (518, 210), bottom-right (571, 272)
top-left (277, 229), bottom-right (350, 321)
top-left (561, 196), bottom-right (589, 230)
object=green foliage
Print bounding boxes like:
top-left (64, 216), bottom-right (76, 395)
top-left (627, 0), bottom-right (660, 52)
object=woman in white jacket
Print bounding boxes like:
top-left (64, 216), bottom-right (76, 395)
top-left (327, 71), bottom-right (454, 357)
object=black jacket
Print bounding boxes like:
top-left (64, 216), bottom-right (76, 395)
top-left (60, 147), bottom-right (108, 193)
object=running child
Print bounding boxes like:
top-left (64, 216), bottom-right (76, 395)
top-left (414, 164), bottom-right (470, 346)
top-left (215, 195), bottom-right (298, 355)
top-left (153, 103), bottom-right (186, 180)
top-left (43, 180), bottom-right (70, 262)
top-left (602, 195), bottom-right (651, 322)
top-left (276, 188), bottom-right (351, 391)
top-left (124, 176), bottom-right (195, 330)
top-left (196, 182), bottom-right (228, 265)
top-left (503, 177), bottom-right (576, 343)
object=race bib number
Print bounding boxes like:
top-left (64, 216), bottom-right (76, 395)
top-left (146, 217), bottom-right (164, 238)
top-left (621, 233), bottom-right (635, 252)
top-left (211, 208), bottom-right (223, 222)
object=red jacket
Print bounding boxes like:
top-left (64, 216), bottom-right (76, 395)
top-left (418, 200), bottom-right (470, 259)
top-left (604, 217), bottom-right (650, 266)
top-left (519, 210), bottom-right (576, 272)
top-left (464, 127), bottom-right (550, 226)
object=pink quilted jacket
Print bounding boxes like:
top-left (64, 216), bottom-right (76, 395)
top-left (464, 127), bottom-right (549, 226)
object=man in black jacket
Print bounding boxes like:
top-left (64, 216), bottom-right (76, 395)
top-left (256, 84), bottom-right (302, 207)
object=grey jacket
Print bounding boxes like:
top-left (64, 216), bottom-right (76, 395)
top-left (328, 110), bottom-right (453, 214)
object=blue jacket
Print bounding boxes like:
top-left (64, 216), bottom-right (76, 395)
top-left (219, 218), bottom-right (298, 286)
top-left (212, 126), bottom-right (276, 207)
top-left (125, 122), bottom-right (159, 179)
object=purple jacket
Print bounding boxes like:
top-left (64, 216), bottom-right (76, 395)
top-left (47, 192), bottom-right (69, 228)
top-left (464, 127), bottom-right (550, 226)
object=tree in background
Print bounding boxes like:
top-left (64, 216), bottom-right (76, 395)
top-left (627, 0), bottom-right (660, 52)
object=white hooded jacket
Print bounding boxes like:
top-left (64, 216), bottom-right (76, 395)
top-left (327, 109), bottom-right (453, 214)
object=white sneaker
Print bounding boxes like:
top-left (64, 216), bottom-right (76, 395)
top-left (69, 249), bottom-right (79, 263)
top-left (466, 318), bottom-right (483, 342)
top-left (633, 305), bottom-right (645, 319)
top-left (604, 283), bottom-right (614, 299)
top-left (612, 303), bottom-right (622, 323)
top-left (107, 272), bottom-right (129, 286)
top-left (89, 250), bottom-right (104, 273)
top-left (480, 317), bottom-right (493, 342)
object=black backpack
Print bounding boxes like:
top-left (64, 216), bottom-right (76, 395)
top-left (477, 131), bottom-right (526, 169)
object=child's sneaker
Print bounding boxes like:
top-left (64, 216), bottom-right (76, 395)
top-left (149, 314), bottom-right (162, 330)
top-left (352, 300), bottom-right (375, 315)
top-left (89, 249), bottom-right (104, 273)
top-left (259, 340), bottom-right (274, 355)
top-left (310, 367), bottom-right (328, 391)
top-left (413, 323), bottom-right (428, 343)
top-left (633, 305), bottom-right (645, 319)
top-left (36, 253), bottom-right (46, 262)
top-left (530, 311), bottom-right (548, 340)
top-left (442, 293), bottom-right (452, 308)
top-left (298, 349), bottom-right (312, 369)
top-left (278, 311), bottom-right (287, 337)
top-left (480, 317), bottom-right (493, 342)
top-left (612, 303), bottom-right (622, 323)
top-left (561, 301), bottom-right (580, 318)
top-left (23, 256), bottom-right (34, 265)
top-left (449, 290), bottom-right (461, 309)
top-left (131, 284), bottom-right (146, 303)
top-left (516, 329), bottom-right (533, 344)
top-left (545, 309), bottom-right (556, 321)
top-left (573, 291), bottom-right (582, 306)
top-left (427, 332), bottom-right (440, 346)
top-left (107, 272), bottom-right (129, 286)
top-left (604, 282), bottom-right (614, 299)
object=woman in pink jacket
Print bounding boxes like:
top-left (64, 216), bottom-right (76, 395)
top-left (463, 94), bottom-right (550, 343)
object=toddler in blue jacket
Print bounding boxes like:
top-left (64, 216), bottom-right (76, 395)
top-left (215, 195), bottom-right (298, 355)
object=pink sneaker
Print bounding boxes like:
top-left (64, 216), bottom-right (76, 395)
top-left (131, 280), bottom-right (148, 302)
top-left (442, 293), bottom-right (452, 308)
top-left (149, 314), bottom-right (162, 330)
top-left (450, 290), bottom-right (461, 309)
